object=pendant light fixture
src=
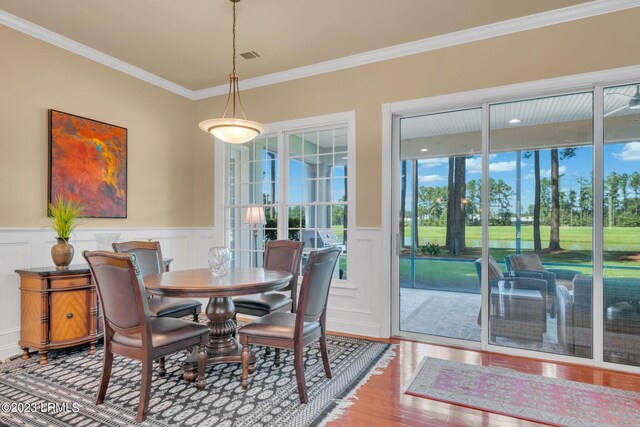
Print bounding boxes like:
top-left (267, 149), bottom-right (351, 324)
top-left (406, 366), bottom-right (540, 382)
top-left (199, 0), bottom-right (266, 144)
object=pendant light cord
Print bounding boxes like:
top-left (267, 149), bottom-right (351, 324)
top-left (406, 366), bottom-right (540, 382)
top-left (221, 0), bottom-right (248, 121)
top-left (232, 0), bottom-right (236, 77)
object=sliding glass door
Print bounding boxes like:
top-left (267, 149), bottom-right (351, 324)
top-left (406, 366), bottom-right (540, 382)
top-left (603, 84), bottom-right (640, 366)
top-left (397, 108), bottom-right (483, 342)
top-left (393, 80), bottom-right (640, 370)
top-left (488, 93), bottom-right (593, 357)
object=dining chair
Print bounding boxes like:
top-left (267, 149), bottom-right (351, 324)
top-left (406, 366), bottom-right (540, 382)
top-left (234, 240), bottom-right (304, 317)
top-left (113, 241), bottom-right (202, 322)
top-left (238, 246), bottom-right (341, 403)
top-left (83, 250), bottom-right (208, 422)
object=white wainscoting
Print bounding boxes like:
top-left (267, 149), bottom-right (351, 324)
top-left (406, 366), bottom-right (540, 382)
top-left (325, 227), bottom-right (387, 338)
top-left (0, 226), bottom-right (387, 360)
top-left (0, 227), bottom-right (222, 361)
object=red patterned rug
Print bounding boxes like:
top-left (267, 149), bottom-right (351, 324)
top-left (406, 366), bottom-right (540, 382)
top-left (403, 357), bottom-right (640, 427)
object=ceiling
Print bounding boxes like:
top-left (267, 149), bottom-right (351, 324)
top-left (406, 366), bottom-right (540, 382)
top-left (0, 0), bottom-right (592, 91)
top-left (401, 85), bottom-right (640, 140)
top-left (400, 85), bottom-right (640, 160)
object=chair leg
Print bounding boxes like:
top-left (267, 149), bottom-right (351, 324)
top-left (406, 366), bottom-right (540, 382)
top-left (241, 339), bottom-right (250, 389)
top-left (197, 339), bottom-right (206, 390)
top-left (294, 345), bottom-right (307, 403)
top-left (157, 357), bottom-right (166, 377)
top-left (319, 334), bottom-right (332, 379)
top-left (136, 358), bottom-right (153, 423)
top-left (265, 347), bottom-right (271, 356)
top-left (275, 348), bottom-right (281, 367)
top-left (96, 349), bottom-right (113, 405)
top-left (193, 310), bottom-right (200, 323)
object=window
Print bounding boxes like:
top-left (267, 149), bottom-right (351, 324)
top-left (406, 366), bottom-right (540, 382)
top-left (225, 114), bottom-right (354, 280)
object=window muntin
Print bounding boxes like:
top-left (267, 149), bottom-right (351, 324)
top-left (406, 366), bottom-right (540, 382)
top-left (226, 123), bottom-right (351, 279)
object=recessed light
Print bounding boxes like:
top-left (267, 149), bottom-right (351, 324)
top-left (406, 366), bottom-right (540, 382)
top-left (420, 148), bottom-right (429, 152)
top-left (509, 118), bottom-right (521, 124)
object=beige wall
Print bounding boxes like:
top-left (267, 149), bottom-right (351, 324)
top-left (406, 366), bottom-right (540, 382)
top-left (2, 8), bottom-right (639, 229)
top-left (194, 8), bottom-right (640, 228)
top-left (0, 25), bottom-right (196, 228)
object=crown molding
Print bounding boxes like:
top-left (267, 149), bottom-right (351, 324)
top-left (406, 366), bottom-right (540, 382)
top-left (2, 0), bottom-right (637, 101)
top-left (192, 0), bottom-right (639, 100)
top-left (0, 10), bottom-right (196, 100)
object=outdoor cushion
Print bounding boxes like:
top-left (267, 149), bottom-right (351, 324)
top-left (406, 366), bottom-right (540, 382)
top-left (508, 253), bottom-right (546, 272)
top-left (487, 256), bottom-right (504, 279)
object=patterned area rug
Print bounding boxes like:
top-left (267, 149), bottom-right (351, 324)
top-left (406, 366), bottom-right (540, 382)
top-left (0, 336), bottom-right (393, 426)
top-left (404, 357), bottom-right (640, 427)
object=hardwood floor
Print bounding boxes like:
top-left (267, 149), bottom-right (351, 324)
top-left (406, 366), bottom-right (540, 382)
top-left (326, 336), bottom-right (640, 427)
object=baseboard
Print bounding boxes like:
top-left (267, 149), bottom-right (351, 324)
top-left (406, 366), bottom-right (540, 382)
top-left (326, 318), bottom-right (384, 338)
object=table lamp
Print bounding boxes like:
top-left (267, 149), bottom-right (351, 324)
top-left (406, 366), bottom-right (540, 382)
top-left (244, 206), bottom-right (266, 267)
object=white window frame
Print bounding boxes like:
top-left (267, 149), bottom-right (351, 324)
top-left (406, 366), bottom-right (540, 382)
top-left (220, 111), bottom-right (356, 285)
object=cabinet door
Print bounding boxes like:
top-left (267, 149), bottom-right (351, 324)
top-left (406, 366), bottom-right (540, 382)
top-left (50, 290), bottom-right (89, 342)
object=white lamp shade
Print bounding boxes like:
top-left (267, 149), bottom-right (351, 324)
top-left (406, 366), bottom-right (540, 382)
top-left (244, 206), bottom-right (266, 225)
top-left (199, 118), bottom-right (267, 144)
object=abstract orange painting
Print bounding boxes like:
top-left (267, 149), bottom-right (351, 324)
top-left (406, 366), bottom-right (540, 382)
top-left (49, 110), bottom-right (127, 218)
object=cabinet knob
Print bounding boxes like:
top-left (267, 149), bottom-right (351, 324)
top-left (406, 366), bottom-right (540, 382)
top-left (69, 282), bottom-right (74, 286)
top-left (66, 312), bottom-right (74, 319)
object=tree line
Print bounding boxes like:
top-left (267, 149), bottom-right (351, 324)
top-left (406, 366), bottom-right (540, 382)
top-left (402, 151), bottom-right (640, 255)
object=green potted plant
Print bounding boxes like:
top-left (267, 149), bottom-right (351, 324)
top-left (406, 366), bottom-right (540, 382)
top-left (48, 197), bottom-right (83, 269)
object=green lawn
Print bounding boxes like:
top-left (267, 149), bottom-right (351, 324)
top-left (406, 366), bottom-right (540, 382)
top-left (398, 225), bottom-right (640, 291)
top-left (402, 226), bottom-right (640, 268)
top-left (405, 225), bottom-right (639, 247)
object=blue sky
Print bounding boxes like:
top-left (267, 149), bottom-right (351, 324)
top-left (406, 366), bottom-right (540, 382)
top-left (407, 141), bottom-right (640, 210)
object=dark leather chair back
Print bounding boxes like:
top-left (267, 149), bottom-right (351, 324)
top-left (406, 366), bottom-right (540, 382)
top-left (296, 247), bottom-right (341, 325)
top-left (264, 240), bottom-right (304, 292)
top-left (83, 250), bottom-right (150, 335)
top-left (113, 241), bottom-right (163, 278)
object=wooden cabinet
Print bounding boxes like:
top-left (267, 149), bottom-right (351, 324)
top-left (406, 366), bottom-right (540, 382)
top-left (15, 266), bottom-right (102, 365)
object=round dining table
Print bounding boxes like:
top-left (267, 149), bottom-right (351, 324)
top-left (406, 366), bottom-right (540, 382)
top-left (144, 267), bottom-right (292, 381)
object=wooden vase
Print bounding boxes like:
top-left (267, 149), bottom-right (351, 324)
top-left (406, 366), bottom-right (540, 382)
top-left (51, 237), bottom-right (74, 269)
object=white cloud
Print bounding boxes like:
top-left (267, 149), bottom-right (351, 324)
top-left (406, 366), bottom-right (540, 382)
top-left (466, 157), bottom-right (482, 173)
top-left (418, 174), bottom-right (446, 183)
top-left (490, 160), bottom-right (520, 173)
top-left (613, 141), bottom-right (640, 161)
top-left (466, 157), bottom-right (526, 174)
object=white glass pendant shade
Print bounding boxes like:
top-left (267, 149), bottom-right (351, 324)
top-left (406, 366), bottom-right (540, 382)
top-left (198, 0), bottom-right (266, 145)
top-left (199, 118), bottom-right (267, 144)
